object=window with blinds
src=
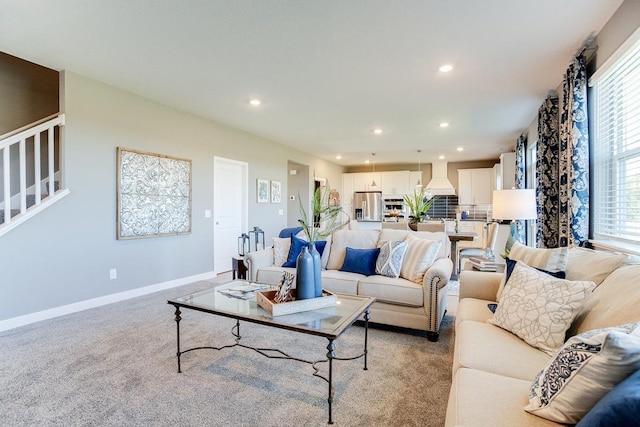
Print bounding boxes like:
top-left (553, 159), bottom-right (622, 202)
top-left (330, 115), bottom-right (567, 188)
top-left (591, 28), bottom-right (640, 245)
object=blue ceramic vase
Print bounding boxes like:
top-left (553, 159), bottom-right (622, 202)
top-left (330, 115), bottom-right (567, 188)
top-left (309, 244), bottom-right (323, 297)
top-left (295, 245), bottom-right (315, 300)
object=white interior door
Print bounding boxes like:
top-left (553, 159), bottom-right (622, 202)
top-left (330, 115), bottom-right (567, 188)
top-left (213, 157), bottom-right (248, 274)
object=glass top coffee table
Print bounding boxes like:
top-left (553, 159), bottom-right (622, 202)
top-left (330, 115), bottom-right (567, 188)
top-left (167, 280), bottom-right (375, 425)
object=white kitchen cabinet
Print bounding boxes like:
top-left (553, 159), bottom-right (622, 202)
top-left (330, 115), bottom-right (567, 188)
top-left (458, 168), bottom-right (493, 205)
top-left (381, 171), bottom-right (410, 195)
top-left (493, 163), bottom-right (501, 191)
top-left (353, 172), bottom-right (381, 192)
top-left (499, 152), bottom-right (516, 190)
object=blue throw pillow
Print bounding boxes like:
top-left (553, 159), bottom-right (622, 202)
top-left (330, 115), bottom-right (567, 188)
top-left (505, 257), bottom-right (566, 282)
top-left (282, 234), bottom-right (326, 267)
top-left (576, 369), bottom-right (640, 427)
top-left (339, 247), bottom-right (380, 276)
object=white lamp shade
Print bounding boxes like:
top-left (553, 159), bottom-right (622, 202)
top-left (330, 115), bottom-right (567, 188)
top-left (492, 189), bottom-right (537, 220)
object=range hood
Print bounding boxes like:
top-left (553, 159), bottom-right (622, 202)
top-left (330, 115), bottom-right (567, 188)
top-left (425, 161), bottom-right (456, 195)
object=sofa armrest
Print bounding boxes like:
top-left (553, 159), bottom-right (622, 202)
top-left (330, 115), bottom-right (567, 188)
top-left (244, 248), bottom-right (274, 282)
top-left (458, 270), bottom-right (503, 301)
top-left (423, 257), bottom-right (453, 290)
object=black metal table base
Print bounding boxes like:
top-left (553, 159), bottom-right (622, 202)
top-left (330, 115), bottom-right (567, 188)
top-left (170, 306), bottom-right (370, 425)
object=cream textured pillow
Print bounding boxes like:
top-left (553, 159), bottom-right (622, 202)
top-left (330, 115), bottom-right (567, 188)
top-left (564, 247), bottom-right (627, 285)
top-left (399, 235), bottom-right (442, 284)
top-left (272, 237), bottom-right (291, 266)
top-left (496, 242), bottom-right (569, 301)
top-left (526, 323), bottom-right (640, 424)
top-left (489, 261), bottom-right (595, 355)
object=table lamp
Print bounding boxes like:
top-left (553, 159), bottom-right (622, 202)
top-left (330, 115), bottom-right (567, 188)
top-left (492, 189), bottom-right (537, 251)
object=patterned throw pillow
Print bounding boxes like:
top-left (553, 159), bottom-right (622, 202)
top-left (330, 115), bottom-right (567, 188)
top-left (399, 235), bottom-right (442, 284)
top-left (496, 242), bottom-right (569, 301)
top-left (273, 237), bottom-right (291, 266)
top-left (489, 261), bottom-right (596, 355)
top-left (375, 240), bottom-right (408, 278)
top-left (526, 323), bottom-right (640, 424)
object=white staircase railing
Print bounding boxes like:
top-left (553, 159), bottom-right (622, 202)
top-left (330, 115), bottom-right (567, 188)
top-left (0, 113), bottom-right (70, 237)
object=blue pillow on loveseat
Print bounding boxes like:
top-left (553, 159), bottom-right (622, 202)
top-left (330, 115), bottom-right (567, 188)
top-left (339, 247), bottom-right (380, 276)
top-left (576, 368), bottom-right (640, 427)
top-left (282, 234), bottom-right (326, 267)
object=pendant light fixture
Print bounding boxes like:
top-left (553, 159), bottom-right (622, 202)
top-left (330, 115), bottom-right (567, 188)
top-left (370, 153), bottom-right (378, 189)
top-left (416, 150), bottom-right (423, 189)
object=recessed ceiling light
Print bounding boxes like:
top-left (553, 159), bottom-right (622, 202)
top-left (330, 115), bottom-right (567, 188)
top-left (457, 147), bottom-right (464, 152)
top-left (365, 160), bottom-right (371, 164)
top-left (373, 128), bottom-right (383, 135)
top-left (249, 99), bottom-right (261, 106)
top-left (439, 64), bottom-right (454, 73)
top-left (336, 155), bottom-right (342, 160)
top-left (439, 122), bottom-right (449, 128)
top-left (438, 155), bottom-right (445, 160)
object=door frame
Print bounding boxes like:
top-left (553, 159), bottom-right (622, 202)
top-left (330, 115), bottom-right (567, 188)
top-left (213, 156), bottom-right (248, 274)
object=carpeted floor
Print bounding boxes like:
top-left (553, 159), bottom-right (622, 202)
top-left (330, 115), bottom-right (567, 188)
top-left (0, 274), bottom-right (455, 426)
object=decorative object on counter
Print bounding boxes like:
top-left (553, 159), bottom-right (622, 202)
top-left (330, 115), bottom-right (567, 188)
top-left (404, 188), bottom-right (437, 231)
top-left (274, 271), bottom-right (295, 303)
top-left (238, 232), bottom-right (250, 256)
top-left (492, 189), bottom-right (537, 251)
top-left (297, 181), bottom-right (349, 298)
top-left (249, 226), bottom-right (265, 251)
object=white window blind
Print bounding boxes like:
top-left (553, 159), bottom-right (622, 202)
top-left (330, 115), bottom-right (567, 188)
top-left (591, 29), bottom-right (640, 245)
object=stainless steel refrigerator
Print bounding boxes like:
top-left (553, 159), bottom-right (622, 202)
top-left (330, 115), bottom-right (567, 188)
top-left (353, 191), bottom-right (383, 221)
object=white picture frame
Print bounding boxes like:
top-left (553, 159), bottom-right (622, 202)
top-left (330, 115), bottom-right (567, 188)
top-left (271, 181), bottom-right (281, 203)
top-left (257, 179), bottom-right (269, 203)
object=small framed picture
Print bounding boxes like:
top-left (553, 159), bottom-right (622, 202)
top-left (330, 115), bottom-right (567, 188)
top-left (271, 181), bottom-right (281, 203)
top-left (257, 179), bottom-right (269, 203)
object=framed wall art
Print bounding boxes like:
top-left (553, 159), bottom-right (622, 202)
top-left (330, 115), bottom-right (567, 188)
top-left (116, 147), bottom-right (192, 239)
top-left (257, 179), bottom-right (269, 203)
top-left (271, 180), bottom-right (281, 203)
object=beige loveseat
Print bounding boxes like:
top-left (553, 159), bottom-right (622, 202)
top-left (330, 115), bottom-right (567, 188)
top-left (446, 245), bottom-right (640, 426)
top-left (244, 229), bottom-right (453, 341)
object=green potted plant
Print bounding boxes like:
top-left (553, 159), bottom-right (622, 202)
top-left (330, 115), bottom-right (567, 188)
top-left (404, 188), bottom-right (437, 230)
top-left (297, 183), bottom-right (349, 298)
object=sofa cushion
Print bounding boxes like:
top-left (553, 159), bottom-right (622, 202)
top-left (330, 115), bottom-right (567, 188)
top-left (526, 323), bottom-right (640, 424)
top-left (319, 270), bottom-right (361, 295)
top-left (358, 275), bottom-right (424, 306)
top-left (453, 320), bottom-right (551, 380)
top-left (340, 247), bottom-right (379, 276)
top-left (446, 368), bottom-right (558, 427)
top-left (569, 262), bottom-right (640, 336)
top-left (564, 247), bottom-right (627, 285)
top-left (576, 368), bottom-right (640, 427)
top-left (326, 230), bottom-right (380, 270)
top-left (375, 240), bottom-right (408, 278)
top-left (497, 243), bottom-right (569, 301)
top-left (400, 235), bottom-right (442, 284)
top-left (490, 262), bottom-right (595, 355)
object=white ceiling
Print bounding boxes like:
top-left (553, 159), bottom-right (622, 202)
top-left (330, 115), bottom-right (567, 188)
top-left (0, 0), bottom-right (623, 167)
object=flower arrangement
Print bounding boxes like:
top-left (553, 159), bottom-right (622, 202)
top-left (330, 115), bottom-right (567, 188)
top-left (403, 188), bottom-right (437, 225)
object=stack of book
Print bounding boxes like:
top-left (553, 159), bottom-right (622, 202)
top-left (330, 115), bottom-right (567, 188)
top-left (469, 256), bottom-right (500, 272)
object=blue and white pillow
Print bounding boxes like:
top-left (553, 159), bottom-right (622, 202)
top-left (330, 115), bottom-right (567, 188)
top-left (526, 322), bottom-right (640, 424)
top-left (375, 240), bottom-right (408, 278)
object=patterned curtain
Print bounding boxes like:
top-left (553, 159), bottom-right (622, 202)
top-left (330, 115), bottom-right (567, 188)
top-left (514, 134), bottom-right (527, 243)
top-left (559, 54), bottom-right (589, 247)
top-left (536, 95), bottom-right (560, 248)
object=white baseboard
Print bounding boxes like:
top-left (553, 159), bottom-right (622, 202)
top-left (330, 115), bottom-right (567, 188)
top-left (0, 271), bottom-right (216, 332)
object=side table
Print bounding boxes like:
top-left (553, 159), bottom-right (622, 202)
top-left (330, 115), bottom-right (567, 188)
top-left (231, 256), bottom-right (247, 280)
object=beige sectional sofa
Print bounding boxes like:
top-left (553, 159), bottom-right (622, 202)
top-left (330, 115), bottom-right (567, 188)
top-left (446, 245), bottom-right (640, 426)
top-left (244, 229), bottom-right (453, 341)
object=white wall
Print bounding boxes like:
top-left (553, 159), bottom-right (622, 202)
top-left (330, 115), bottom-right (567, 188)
top-left (0, 71), bottom-right (343, 322)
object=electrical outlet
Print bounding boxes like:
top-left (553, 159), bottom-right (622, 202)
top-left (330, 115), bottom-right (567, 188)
top-left (109, 268), bottom-right (117, 280)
